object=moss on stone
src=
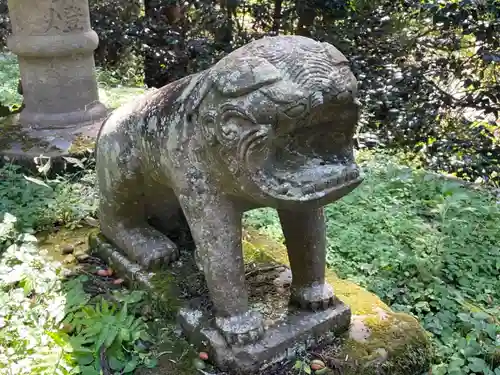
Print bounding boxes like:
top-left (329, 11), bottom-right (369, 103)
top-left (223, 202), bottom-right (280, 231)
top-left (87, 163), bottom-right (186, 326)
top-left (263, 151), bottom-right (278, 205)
top-left (0, 114), bottom-right (57, 153)
top-left (148, 270), bottom-right (183, 318)
top-left (37, 226), bottom-right (99, 263)
top-left (242, 228), bottom-right (432, 375)
top-left (67, 134), bottom-right (96, 154)
top-left (242, 229), bottom-right (391, 315)
top-left (338, 312), bottom-right (432, 375)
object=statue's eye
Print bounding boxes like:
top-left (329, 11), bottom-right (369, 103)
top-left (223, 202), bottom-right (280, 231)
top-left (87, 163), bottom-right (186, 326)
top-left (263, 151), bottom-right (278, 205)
top-left (283, 103), bottom-right (307, 118)
top-left (218, 105), bottom-right (256, 146)
top-left (221, 122), bottom-right (240, 141)
top-left (202, 113), bottom-right (215, 126)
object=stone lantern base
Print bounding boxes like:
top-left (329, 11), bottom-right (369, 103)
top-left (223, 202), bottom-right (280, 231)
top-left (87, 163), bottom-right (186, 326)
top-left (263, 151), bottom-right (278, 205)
top-left (0, 112), bottom-right (107, 176)
top-left (6, 0), bottom-right (108, 131)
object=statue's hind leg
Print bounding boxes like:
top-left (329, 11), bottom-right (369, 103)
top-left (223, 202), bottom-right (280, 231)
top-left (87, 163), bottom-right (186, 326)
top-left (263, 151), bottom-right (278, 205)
top-left (95, 133), bottom-right (179, 270)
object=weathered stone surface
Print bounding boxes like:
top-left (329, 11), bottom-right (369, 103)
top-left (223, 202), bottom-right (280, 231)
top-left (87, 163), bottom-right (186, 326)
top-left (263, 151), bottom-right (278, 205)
top-left (0, 113), bottom-right (103, 177)
top-left (6, 0), bottom-right (107, 129)
top-left (95, 35), bottom-right (362, 356)
top-left (89, 229), bottom-right (432, 375)
top-left (178, 300), bottom-right (351, 374)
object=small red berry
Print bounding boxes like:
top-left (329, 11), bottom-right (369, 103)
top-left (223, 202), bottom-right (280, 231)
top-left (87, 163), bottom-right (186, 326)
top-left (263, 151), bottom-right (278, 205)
top-left (96, 269), bottom-right (108, 277)
top-left (199, 352), bottom-right (209, 361)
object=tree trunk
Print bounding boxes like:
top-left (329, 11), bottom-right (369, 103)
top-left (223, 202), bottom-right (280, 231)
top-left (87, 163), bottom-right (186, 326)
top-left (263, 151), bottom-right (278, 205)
top-left (296, 0), bottom-right (316, 37)
top-left (272, 0), bottom-right (283, 34)
top-left (215, 0), bottom-right (236, 51)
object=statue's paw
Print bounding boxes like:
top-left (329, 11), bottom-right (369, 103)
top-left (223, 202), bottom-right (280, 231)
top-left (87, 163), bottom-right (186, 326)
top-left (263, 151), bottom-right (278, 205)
top-left (215, 311), bottom-right (264, 346)
top-left (136, 240), bottom-right (180, 270)
top-left (291, 283), bottom-right (336, 311)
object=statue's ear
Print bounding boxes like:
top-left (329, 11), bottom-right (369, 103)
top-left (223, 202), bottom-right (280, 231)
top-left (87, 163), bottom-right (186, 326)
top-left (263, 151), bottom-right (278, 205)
top-left (209, 56), bottom-right (282, 97)
top-left (321, 42), bottom-right (349, 64)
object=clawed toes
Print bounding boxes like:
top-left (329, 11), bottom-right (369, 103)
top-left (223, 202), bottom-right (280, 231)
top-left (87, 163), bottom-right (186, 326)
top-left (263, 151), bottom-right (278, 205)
top-left (223, 326), bottom-right (264, 346)
top-left (217, 312), bottom-right (264, 346)
top-left (138, 246), bottom-right (179, 270)
top-left (302, 296), bottom-right (335, 311)
top-left (292, 284), bottom-right (336, 311)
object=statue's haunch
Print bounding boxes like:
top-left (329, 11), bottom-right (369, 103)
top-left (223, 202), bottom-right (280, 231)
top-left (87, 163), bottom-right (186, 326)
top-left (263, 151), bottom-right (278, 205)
top-left (95, 35), bottom-right (363, 345)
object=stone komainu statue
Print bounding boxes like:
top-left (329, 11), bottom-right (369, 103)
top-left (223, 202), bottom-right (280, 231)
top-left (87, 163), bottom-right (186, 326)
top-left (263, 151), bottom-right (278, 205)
top-left (95, 35), bottom-right (362, 344)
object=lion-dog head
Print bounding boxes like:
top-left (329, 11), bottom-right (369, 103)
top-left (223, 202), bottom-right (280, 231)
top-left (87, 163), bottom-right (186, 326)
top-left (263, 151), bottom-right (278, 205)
top-left (189, 35), bottom-right (363, 209)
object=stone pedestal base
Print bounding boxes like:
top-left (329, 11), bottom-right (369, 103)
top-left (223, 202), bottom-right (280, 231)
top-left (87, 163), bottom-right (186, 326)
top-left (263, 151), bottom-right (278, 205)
top-left (88, 232), bottom-right (432, 375)
top-left (178, 300), bottom-right (351, 374)
top-left (88, 232), bottom-right (352, 374)
top-left (18, 100), bottom-right (108, 130)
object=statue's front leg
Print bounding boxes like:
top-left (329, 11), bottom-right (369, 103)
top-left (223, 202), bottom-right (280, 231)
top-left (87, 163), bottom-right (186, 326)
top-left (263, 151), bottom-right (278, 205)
top-left (278, 207), bottom-right (335, 310)
top-left (179, 194), bottom-right (264, 345)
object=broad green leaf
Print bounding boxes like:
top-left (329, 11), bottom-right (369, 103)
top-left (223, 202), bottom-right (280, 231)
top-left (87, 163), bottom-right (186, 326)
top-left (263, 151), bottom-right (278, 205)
top-left (76, 352), bottom-right (95, 366)
top-left (467, 357), bottom-right (488, 372)
top-left (123, 357), bottom-right (139, 373)
top-left (104, 324), bottom-right (119, 348)
top-left (118, 302), bottom-right (128, 323)
top-left (108, 355), bottom-right (126, 371)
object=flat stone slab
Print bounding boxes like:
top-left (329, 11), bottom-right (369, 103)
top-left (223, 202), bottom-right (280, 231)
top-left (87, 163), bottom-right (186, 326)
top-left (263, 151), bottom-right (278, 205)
top-left (179, 300), bottom-right (350, 374)
top-left (0, 113), bottom-right (106, 176)
top-left (0, 86), bottom-right (156, 176)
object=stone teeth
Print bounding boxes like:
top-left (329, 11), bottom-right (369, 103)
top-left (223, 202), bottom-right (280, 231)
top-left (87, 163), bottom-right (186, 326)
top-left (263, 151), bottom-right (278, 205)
top-left (327, 177), bottom-right (338, 187)
top-left (302, 184), bottom-right (316, 194)
top-left (314, 157), bottom-right (326, 166)
top-left (333, 170), bottom-right (346, 185)
top-left (277, 182), bottom-right (292, 195)
top-left (316, 180), bottom-right (328, 191)
top-left (277, 186), bottom-right (289, 195)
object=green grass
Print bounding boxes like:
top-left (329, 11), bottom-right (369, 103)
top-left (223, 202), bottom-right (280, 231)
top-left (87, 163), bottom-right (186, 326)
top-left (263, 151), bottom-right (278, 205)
top-left (0, 161), bottom-right (98, 231)
top-left (0, 53), bottom-right (22, 111)
top-left (0, 228), bottom-right (158, 375)
top-left (245, 150), bottom-right (500, 375)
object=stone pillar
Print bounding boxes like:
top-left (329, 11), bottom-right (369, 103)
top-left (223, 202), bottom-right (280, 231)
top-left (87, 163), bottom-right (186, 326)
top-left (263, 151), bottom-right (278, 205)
top-left (6, 0), bottom-right (107, 129)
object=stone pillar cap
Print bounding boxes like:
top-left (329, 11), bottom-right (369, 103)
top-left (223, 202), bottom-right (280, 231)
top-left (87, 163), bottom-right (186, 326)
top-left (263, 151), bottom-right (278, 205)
top-left (7, 30), bottom-right (99, 57)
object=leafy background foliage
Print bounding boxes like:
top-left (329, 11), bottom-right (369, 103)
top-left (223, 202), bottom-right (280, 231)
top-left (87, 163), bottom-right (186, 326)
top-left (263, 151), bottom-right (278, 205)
top-left (0, 53), bottom-right (21, 114)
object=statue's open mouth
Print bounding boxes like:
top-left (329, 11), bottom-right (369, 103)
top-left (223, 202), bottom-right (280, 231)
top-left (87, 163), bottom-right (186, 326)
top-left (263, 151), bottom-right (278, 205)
top-left (247, 125), bottom-right (363, 201)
